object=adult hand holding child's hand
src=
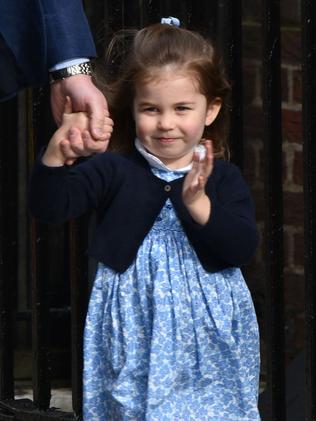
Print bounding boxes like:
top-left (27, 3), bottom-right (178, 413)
top-left (42, 97), bottom-right (113, 167)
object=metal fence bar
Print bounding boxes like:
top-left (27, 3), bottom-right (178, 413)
top-left (0, 98), bottom-right (17, 402)
top-left (159, 0), bottom-right (176, 18)
top-left (262, 1), bottom-right (285, 420)
top-left (301, 1), bottom-right (316, 419)
top-left (29, 91), bottom-right (52, 410)
top-left (104, 0), bottom-right (124, 32)
top-left (188, 0), bottom-right (218, 39)
top-left (30, 222), bottom-right (51, 410)
top-left (123, 0), bottom-right (141, 27)
top-left (69, 220), bottom-right (89, 418)
top-left (217, 0), bottom-right (243, 167)
top-left (140, 0), bottom-right (160, 26)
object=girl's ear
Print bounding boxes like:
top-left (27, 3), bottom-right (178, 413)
top-left (205, 98), bottom-right (222, 126)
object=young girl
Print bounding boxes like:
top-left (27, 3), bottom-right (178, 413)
top-left (30, 20), bottom-right (260, 421)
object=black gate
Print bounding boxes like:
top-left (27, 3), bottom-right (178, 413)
top-left (0, 1), bottom-right (314, 420)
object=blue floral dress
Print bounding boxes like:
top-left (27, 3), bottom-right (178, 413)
top-left (83, 166), bottom-right (260, 420)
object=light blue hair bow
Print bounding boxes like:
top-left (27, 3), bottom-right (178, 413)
top-left (161, 16), bottom-right (180, 27)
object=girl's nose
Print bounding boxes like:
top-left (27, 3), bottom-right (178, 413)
top-left (157, 113), bottom-right (175, 130)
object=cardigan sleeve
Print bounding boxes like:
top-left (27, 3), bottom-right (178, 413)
top-left (178, 160), bottom-right (259, 269)
top-left (29, 152), bottom-right (121, 224)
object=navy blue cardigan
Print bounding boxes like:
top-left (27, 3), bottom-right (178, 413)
top-left (29, 149), bottom-right (259, 273)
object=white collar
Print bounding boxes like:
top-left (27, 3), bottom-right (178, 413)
top-left (135, 138), bottom-right (192, 173)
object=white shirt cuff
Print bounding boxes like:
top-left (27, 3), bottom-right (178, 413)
top-left (49, 58), bottom-right (90, 72)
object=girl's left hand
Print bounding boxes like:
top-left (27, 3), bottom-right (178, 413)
top-left (182, 140), bottom-right (213, 225)
top-left (182, 140), bottom-right (214, 206)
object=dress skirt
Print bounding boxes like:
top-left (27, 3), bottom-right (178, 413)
top-left (83, 170), bottom-right (260, 420)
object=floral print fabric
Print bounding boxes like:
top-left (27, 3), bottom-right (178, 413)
top-left (83, 168), bottom-right (260, 420)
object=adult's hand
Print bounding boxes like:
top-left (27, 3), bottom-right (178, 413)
top-left (50, 74), bottom-right (112, 141)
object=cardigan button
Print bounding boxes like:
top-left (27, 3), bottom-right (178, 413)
top-left (164, 184), bottom-right (171, 192)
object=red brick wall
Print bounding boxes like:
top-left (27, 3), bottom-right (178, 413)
top-left (241, 16), bottom-right (303, 361)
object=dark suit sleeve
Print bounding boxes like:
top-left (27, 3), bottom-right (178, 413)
top-left (0, 0), bottom-right (96, 98)
top-left (41, 0), bottom-right (96, 68)
top-left (0, 0), bottom-right (46, 95)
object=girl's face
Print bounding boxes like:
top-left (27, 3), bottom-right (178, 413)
top-left (133, 69), bottom-right (221, 169)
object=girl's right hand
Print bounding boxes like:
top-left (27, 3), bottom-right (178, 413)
top-left (60, 127), bottom-right (111, 165)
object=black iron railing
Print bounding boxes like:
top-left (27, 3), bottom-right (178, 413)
top-left (261, 1), bottom-right (285, 420)
top-left (302, 1), bottom-right (316, 420)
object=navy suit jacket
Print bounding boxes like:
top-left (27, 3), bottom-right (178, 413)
top-left (0, 0), bottom-right (96, 100)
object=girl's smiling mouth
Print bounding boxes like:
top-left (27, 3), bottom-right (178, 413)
top-left (157, 137), bottom-right (178, 143)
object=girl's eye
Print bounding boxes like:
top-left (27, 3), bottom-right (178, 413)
top-left (142, 107), bottom-right (158, 113)
top-left (176, 106), bottom-right (191, 111)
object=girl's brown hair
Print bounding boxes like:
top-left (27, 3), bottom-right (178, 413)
top-left (94, 23), bottom-right (231, 158)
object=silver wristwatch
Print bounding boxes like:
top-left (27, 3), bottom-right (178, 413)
top-left (49, 62), bottom-right (92, 84)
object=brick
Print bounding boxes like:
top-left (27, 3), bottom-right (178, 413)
top-left (243, 62), bottom-right (259, 106)
top-left (282, 28), bottom-right (301, 63)
top-left (243, 25), bottom-right (262, 61)
top-left (282, 109), bottom-right (302, 143)
top-left (293, 149), bottom-right (303, 185)
top-left (282, 142), bottom-right (303, 188)
top-left (281, 67), bottom-right (289, 102)
top-left (281, 0), bottom-right (301, 25)
top-left (243, 139), bottom-right (264, 185)
top-left (294, 231), bottom-right (304, 267)
top-left (283, 228), bottom-right (293, 269)
top-left (244, 107), bottom-right (301, 147)
top-left (244, 105), bottom-right (264, 138)
top-left (283, 149), bottom-right (290, 185)
top-left (283, 192), bottom-right (304, 225)
top-left (283, 225), bottom-right (304, 272)
top-left (293, 69), bottom-right (302, 103)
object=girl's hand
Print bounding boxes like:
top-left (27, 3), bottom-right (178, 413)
top-left (61, 127), bottom-right (111, 165)
top-left (182, 140), bottom-right (214, 225)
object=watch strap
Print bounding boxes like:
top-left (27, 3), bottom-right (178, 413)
top-left (49, 61), bottom-right (92, 84)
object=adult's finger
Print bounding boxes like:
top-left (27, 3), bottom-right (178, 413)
top-left (67, 128), bottom-right (86, 155)
top-left (88, 97), bottom-right (111, 141)
top-left (64, 96), bottom-right (73, 114)
top-left (82, 130), bottom-right (109, 154)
